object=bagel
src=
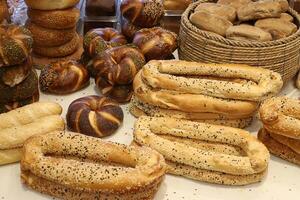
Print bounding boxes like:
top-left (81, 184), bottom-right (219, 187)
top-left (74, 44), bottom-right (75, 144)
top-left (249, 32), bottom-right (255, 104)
top-left (27, 22), bottom-right (76, 47)
top-left (21, 131), bottom-right (166, 199)
top-left (133, 116), bottom-right (269, 185)
top-left (25, 0), bottom-right (80, 10)
top-left (34, 33), bottom-right (79, 58)
top-left (141, 60), bottom-right (283, 101)
top-left (27, 8), bottom-right (80, 29)
top-left (259, 97), bottom-right (300, 139)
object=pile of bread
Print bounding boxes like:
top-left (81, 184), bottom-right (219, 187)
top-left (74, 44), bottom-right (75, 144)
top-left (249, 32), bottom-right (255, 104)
top-left (190, 0), bottom-right (297, 41)
top-left (25, 0), bottom-right (80, 60)
top-left (130, 60), bottom-right (283, 128)
top-left (0, 24), bottom-right (39, 114)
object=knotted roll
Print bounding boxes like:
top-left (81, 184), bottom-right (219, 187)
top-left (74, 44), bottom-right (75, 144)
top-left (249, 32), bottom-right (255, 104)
top-left (83, 28), bottom-right (127, 57)
top-left (258, 97), bottom-right (300, 165)
top-left (21, 131), bottom-right (166, 200)
top-left (0, 25), bottom-right (33, 66)
top-left (0, 102), bottom-right (64, 165)
top-left (67, 95), bottom-right (124, 137)
top-left (92, 45), bottom-right (145, 103)
top-left (39, 60), bottom-right (90, 94)
top-left (133, 116), bottom-right (270, 185)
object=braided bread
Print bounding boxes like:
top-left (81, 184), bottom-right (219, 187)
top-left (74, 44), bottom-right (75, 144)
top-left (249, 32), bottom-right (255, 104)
top-left (83, 28), bottom-right (127, 57)
top-left (66, 96), bottom-right (124, 137)
top-left (133, 27), bottom-right (178, 61)
top-left (92, 45), bottom-right (145, 102)
top-left (121, 0), bottom-right (164, 27)
top-left (0, 25), bottom-right (33, 66)
top-left (39, 60), bottom-right (90, 94)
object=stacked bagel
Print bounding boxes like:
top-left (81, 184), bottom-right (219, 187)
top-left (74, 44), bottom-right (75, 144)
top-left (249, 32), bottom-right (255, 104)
top-left (0, 24), bottom-right (39, 114)
top-left (25, 0), bottom-right (80, 60)
top-left (130, 60), bottom-right (283, 128)
top-left (258, 97), bottom-right (300, 165)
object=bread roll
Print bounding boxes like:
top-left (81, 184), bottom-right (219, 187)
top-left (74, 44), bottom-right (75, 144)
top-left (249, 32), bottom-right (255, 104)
top-left (255, 18), bottom-right (297, 40)
top-left (237, 1), bottom-right (282, 21)
top-left (226, 24), bottom-right (272, 42)
top-left (217, 0), bottom-right (251, 10)
top-left (280, 13), bottom-right (293, 22)
top-left (195, 3), bottom-right (236, 22)
top-left (262, 0), bottom-right (289, 12)
top-left (190, 11), bottom-right (233, 36)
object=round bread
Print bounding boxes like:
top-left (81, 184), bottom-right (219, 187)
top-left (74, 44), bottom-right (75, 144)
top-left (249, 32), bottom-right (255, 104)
top-left (133, 27), bottom-right (178, 61)
top-left (0, 91), bottom-right (39, 114)
top-left (0, 57), bottom-right (32, 87)
top-left (25, 0), bottom-right (80, 10)
top-left (34, 33), bottom-right (80, 58)
top-left (83, 28), bottom-right (127, 57)
top-left (0, 25), bottom-right (33, 66)
top-left (95, 76), bottom-right (133, 103)
top-left (27, 8), bottom-right (80, 29)
top-left (0, 70), bottom-right (38, 103)
top-left (66, 95), bottom-right (124, 138)
top-left (39, 60), bottom-right (90, 94)
top-left (0, 0), bottom-right (10, 23)
top-left (121, 0), bottom-right (164, 27)
top-left (27, 22), bottom-right (76, 47)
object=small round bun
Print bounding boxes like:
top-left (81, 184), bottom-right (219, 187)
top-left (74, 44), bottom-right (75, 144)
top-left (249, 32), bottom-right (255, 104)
top-left (27, 8), bottom-right (80, 29)
top-left (25, 0), bottom-right (80, 10)
top-left (67, 95), bottom-right (124, 137)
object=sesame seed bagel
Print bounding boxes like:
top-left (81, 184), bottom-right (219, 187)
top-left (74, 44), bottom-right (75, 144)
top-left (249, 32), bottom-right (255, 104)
top-left (141, 60), bottom-right (283, 102)
top-left (27, 8), bottom-right (80, 29)
top-left (27, 22), bottom-right (76, 47)
top-left (134, 71), bottom-right (258, 116)
top-left (67, 95), bottom-right (124, 138)
top-left (34, 33), bottom-right (79, 58)
top-left (133, 116), bottom-right (270, 185)
top-left (25, 0), bottom-right (80, 10)
top-left (259, 97), bottom-right (300, 139)
top-left (21, 131), bottom-right (166, 199)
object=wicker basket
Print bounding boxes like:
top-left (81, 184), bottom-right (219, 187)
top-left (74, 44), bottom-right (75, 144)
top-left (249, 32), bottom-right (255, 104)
top-left (179, 0), bottom-right (300, 82)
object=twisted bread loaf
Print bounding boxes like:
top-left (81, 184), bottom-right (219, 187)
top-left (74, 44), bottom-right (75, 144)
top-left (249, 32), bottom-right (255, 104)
top-left (133, 116), bottom-right (269, 185)
top-left (67, 96), bottom-right (124, 137)
top-left (39, 60), bottom-right (90, 94)
top-left (0, 25), bottom-right (33, 66)
top-left (21, 131), bottom-right (166, 199)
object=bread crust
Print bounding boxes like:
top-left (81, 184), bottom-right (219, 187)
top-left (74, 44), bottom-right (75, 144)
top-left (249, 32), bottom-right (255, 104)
top-left (226, 24), bottom-right (272, 42)
top-left (0, 148), bottom-right (22, 166)
top-left (141, 60), bottom-right (283, 101)
top-left (25, 0), bottom-right (80, 10)
top-left (133, 116), bottom-right (269, 185)
top-left (28, 8), bottom-right (80, 29)
top-left (258, 129), bottom-right (300, 166)
top-left (21, 131), bottom-right (166, 198)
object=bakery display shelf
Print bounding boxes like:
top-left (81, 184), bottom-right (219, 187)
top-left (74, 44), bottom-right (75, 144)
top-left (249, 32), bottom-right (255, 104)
top-left (0, 73), bottom-right (299, 200)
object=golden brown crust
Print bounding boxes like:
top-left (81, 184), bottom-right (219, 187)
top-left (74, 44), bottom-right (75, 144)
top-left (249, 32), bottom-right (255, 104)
top-left (134, 71), bottom-right (258, 116)
top-left (133, 117), bottom-right (269, 185)
top-left (0, 148), bottom-right (22, 166)
top-left (259, 97), bottom-right (300, 139)
top-left (27, 22), bottom-right (76, 47)
top-left (34, 33), bottom-right (79, 58)
top-left (28, 8), bottom-right (80, 29)
top-left (141, 60), bottom-right (283, 101)
top-left (226, 24), bottom-right (272, 42)
top-left (21, 131), bottom-right (166, 198)
top-left (258, 129), bottom-right (300, 166)
top-left (25, 0), bottom-right (80, 10)
top-left (195, 3), bottom-right (237, 22)
top-left (217, 0), bottom-right (252, 10)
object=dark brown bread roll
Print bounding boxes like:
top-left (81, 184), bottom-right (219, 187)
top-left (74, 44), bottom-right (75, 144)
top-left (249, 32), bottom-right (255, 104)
top-left (121, 0), bottom-right (164, 27)
top-left (66, 95), bottom-right (124, 137)
top-left (0, 57), bottom-right (32, 87)
top-left (0, 70), bottom-right (38, 103)
top-left (133, 27), bottom-right (178, 61)
top-left (39, 60), bottom-right (90, 94)
top-left (83, 28), bottom-right (127, 57)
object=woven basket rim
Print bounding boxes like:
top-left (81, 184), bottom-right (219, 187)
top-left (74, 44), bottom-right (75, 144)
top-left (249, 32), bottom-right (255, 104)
top-left (182, 0), bottom-right (300, 47)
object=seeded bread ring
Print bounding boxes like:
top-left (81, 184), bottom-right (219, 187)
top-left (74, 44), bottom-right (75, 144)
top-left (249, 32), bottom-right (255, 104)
top-left (27, 22), bottom-right (76, 47)
top-left (34, 33), bottom-right (79, 58)
top-left (27, 8), bottom-right (80, 29)
top-left (66, 95), bottom-right (124, 138)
